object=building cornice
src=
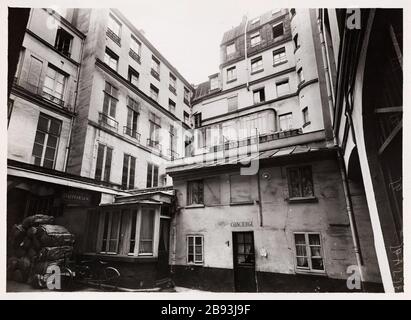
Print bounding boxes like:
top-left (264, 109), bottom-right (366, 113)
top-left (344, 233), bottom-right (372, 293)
top-left (43, 8), bottom-right (87, 39)
top-left (11, 84), bottom-right (76, 118)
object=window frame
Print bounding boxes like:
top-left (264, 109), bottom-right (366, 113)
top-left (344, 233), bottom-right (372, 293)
top-left (146, 162), bottom-right (159, 188)
top-left (286, 165), bottom-right (315, 200)
top-left (186, 235), bottom-right (204, 265)
top-left (31, 113), bottom-right (62, 169)
top-left (251, 56), bottom-right (263, 74)
top-left (94, 143), bottom-right (113, 182)
top-left (138, 207), bottom-right (156, 256)
top-left (150, 84), bottom-right (159, 101)
top-left (122, 153), bottom-right (136, 189)
top-left (210, 76), bottom-right (219, 91)
top-left (293, 232), bottom-right (325, 273)
top-left (273, 47), bottom-right (287, 65)
top-left (252, 87), bottom-right (266, 104)
top-left (226, 66), bottom-right (237, 82)
top-left (226, 43), bottom-right (236, 55)
top-left (276, 79), bottom-right (290, 97)
top-left (250, 31), bottom-right (261, 47)
top-left (54, 27), bottom-right (73, 57)
top-left (108, 13), bottom-right (122, 38)
top-left (187, 180), bottom-right (204, 205)
top-left (104, 47), bottom-right (119, 71)
top-left (43, 64), bottom-right (67, 103)
top-left (272, 22), bottom-right (284, 40)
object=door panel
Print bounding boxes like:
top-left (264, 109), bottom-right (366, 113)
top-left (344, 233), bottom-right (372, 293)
top-left (233, 231), bottom-right (256, 292)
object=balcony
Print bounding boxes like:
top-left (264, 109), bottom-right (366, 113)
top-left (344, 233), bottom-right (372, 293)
top-left (123, 126), bottom-right (141, 142)
top-left (99, 112), bottom-right (118, 131)
top-left (129, 49), bottom-right (141, 64)
top-left (168, 149), bottom-right (179, 160)
top-left (151, 68), bottom-right (160, 81)
top-left (169, 84), bottom-right (176, 95)
top-left (147, 139), bottom-right (162, 151)
top-left (106, 28), bottom-right (121, 46)
top-left (13, 77), bottom-right (68, 110)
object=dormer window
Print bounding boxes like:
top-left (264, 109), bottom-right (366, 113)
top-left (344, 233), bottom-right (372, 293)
top-left (226, 43), bottom-right (236, 55)
top-left (273, 22), bottom-right (284, 40)
top-left (250, 32), bottom-right (261, 47)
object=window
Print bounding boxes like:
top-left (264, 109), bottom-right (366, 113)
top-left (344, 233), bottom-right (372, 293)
top-left (128, 66), bottom-right (139, 87)
top-left (104, 48), bottom-right (119, 71)
top-left (146, 163), bottom-right (159, 188)
top-left (148, 112), bottom-right (161, 148)
top-left (279, 112), bottom-right (293, 131)
top-left (210, 76), bottom-right (219, 91)
top-left (169, 125), bottom-right (178, 159)
top-left (187, 180), bottom-right (204, 205)
top-left (227, 95), bottom-right (238, 112)
top-left (102, 82), bottom-right (118, 118)
top-left (168, 99), bottom-right (176, 113)
top-left (54, 28), bottom-right (73, 57)
top-left (125, 97), bottom-right (139, 139)
top-left (287, 166), bottom-right (314, 198)
top-left (184, 87), bottom-right (190, 105)
top-left (122, 154), bottom-right (136, 189)
top-left (169, 73), bottom-right (177, 93)
top-left (194, 113), bottom-right (202, 128)
top-left (226, 43), bottom-right (236, 55)
top-left (226, 66), bottom-right (237, 82)
top-left (43, 65), bottom-right (66, 104)
top-left (108, 14), bottom-right (121, 37)
top-left (250, 32), bottom-right (261, 47)
top-left (129, 35), bottom-right (141, 63)
top-left (272, 22), bottom-right (284, 40)
top-left (273, 47), bottom-right (287, 65)
top-left (293, 34), bottom-right (300, 51)
top-left (184, 111), bottom-right (190, 124)
top-left (302, 107), bottom-right (310, 125)
top-left (32, 114), bottom-right (61, 169)
top-left (129, 210), bottom-right (138, 254)
top-left (253, 87), bottom-right (265, 104)
top-left (187, 235), bottom-right (203, 264)
top-left (150, 84), bottom-right (159, 101)
top-left (251, 56), bottom-right (263, 73)
top-left (100, 211), bottom-right (122, 253)
top-left (294, 233), bottom-right (324, 271)
top-left (297, 68), bottom-right (304, 84)
top-left (139, 208), bottom-right (155, 254)
top-left (151, 56), bottom-right (160, 80)
top-left (276, 79), bottom-right (290, 96)
top-left (95, 143), bottom-right (113, 182)
top-left (230, 175), bottom-right (252, 204)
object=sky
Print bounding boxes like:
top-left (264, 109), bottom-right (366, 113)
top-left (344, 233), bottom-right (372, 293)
top-left (119, 0), bottom-right (279, 85)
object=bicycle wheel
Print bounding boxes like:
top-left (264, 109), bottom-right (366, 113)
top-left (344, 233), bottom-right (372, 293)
top-left (103, 266), bottom-right (121, 289)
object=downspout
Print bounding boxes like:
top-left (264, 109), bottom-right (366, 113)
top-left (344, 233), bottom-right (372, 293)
top-left (63, 35), bottom-right (85, 172)
top-left (244, 15), bottom-right (250, 91)
top-left (317, 10), bottom-right (364, 289)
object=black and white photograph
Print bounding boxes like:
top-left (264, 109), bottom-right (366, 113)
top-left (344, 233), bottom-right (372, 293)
top-left (1, 0), bottom-right (408, 301)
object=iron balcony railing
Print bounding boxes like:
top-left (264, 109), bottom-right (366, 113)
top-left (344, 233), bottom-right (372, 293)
top-left (99, 112), bottom-right (118, 131)
top-left (129, 49), bottom-right (141, 64)
top-left (123, 126), bottom-right (141, 142)
top-left (106, 28), bottom-right (121, 46)
top-left (147, 139), bottom-right (162, 150)
top-left (151, 68), bottom-right (160, 80)
top-left (13, 77), bottom-right (67, 109)
top-left (168, 149), bottom-right (179, 160)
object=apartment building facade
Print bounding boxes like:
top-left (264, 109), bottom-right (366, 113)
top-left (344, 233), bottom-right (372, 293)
top-left (166, 9), bottom-right (383, 292)
top-left (7, 8), bottom-right (194, 288)
top-left (317, 9), bottom-right (403, 292)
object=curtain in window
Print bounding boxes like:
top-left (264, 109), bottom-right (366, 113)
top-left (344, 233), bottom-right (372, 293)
top-left (139, 209), bottom-right (154, 254)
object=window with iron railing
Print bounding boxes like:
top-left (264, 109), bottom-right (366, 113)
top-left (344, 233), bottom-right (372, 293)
top-left (129, 35), bottom-right (141, 63)
top-left (107, 14), bottom-right (121, 46)
top-left (151, 56), bottom-right (160, 80)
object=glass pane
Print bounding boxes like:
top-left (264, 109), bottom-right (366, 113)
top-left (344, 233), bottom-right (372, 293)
top-left (129, 210), bottom-right (137, 253)
top-left (195, 254), bottom-right (202, 262)
top-left (32, 143), bottom-right (44, 157)
top-left (49, 120), bottom-right (61, 135)
top-left (310, 246), bottom-right (321, 257)
top-left (294, 233), bottom-right (306, 245)
top-left (47, 135), bottom-right (58, 148)
top-left (308, 234), bottom-right (320, 245)
top-left (288, 168), bottom-right (301, 197)
top-left (188, 237), bottom-right (193, 246)
top-left (244, 233), bottom-right (252, 244)
top-left (195, 246), bottom-right (202, 254)
top-left (188, 245), bottom-right (194, 254)
top-left (33, 156), bottom-right (41, 166)
top-left (104, 147), bottom-right (112, 182)
top-left (295, 244), bottom-right (307, 256)
top-left (43, 159), bottom-right (54, 168)
top-left (38, 116), bottom-right (49, 132)
top-left (44, 147), bottom-right (56, 160)
top-left (188, 254), bottom-right (194, 263)
top-left (302, 167), bottom-right (314, 197)
top-left (297, 257), bottom-right (309, 268)
top-left (238, 244), bottom-right (244, 254)
top-left (195, 237), bottom-right (202, 245)
top-left (311, 258), bottom-right (324, 270)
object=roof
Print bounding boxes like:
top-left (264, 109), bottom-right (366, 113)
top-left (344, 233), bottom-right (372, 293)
top-left (221, 9), bottom-right (286, 45)
top-left (192, 81), bottom-right (211, 101)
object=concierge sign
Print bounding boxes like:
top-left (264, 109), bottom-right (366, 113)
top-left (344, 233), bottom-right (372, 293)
top-left (62, 190), bottom-right (92, 205)
top-left (230, 221), bottom-right (253, 228)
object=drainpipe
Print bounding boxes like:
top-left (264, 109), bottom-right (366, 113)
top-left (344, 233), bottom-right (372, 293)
top-left (63, 35), bottom-right (85, 172)
top-left (317, 10), bottom-right (364, 289)
top-left (243, 15), bottom-right (250, 91)
top-left (317, 13), bottom-right (336, 144)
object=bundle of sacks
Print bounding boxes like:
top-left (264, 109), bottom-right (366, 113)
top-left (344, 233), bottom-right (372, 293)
top-left (7, 214), bottom-right (75, 288)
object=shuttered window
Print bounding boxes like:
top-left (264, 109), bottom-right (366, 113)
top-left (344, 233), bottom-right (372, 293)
top-left (95, 143), bottom-right (113, 182)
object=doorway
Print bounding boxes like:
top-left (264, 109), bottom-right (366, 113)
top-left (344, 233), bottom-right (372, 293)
top-left (232, 231), bottom-right (257, 292)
